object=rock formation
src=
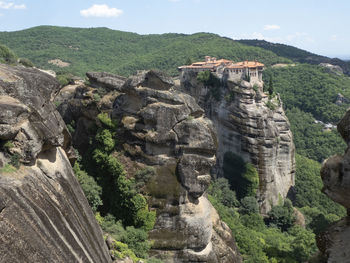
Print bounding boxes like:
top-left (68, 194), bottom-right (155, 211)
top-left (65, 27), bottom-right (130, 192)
top-left (180, 71), bottom-right (295, 213)
top-left (0, 64), bottom-right (111, 263)
top-left (63, 70), bottom-right (241, 262)
top-left (319, 109), bottom-right (350, 261)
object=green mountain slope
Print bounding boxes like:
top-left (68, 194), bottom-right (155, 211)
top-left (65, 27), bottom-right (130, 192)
top-left (0, 26), bottom-right (290, 77)
top-left (238, 39), bottom-right (350, 75)
top-left (263, 64), bottom-right (350, 161)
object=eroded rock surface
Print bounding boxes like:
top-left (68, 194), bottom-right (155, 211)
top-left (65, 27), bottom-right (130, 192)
top-left (180, 71), bottom-right (295, 213)
top-left (319, 109), bottom-right (350, 261)
top-left (110, 70), bottom-right (242, 262)
top-left (0, 64), bottom-right (111, 263)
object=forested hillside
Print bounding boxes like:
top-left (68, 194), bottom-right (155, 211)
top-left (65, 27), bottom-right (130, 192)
top-left (0, 26), bottom-right (290, 77)
top-left (263, 64), bottom-right (350, 162)
top-left (2, 27), bottom-right (350, 262)
top-left (238, 39), bottom-right (350, 75)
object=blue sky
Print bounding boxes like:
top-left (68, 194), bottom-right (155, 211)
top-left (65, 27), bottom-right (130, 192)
top-left (0, 0), bottom-right (349, 59)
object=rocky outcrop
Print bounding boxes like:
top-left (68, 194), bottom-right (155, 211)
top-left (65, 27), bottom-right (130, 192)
top-left (319, 109), bottom-right (350, 261)
top-left (110, 70), bottom-right (242, 262)
top-left (0, 64), bottom-right (111, 262)
top-left (319, 63), bottom-right (344, 75)
top-left (180, 71), bottom-right (295, 213)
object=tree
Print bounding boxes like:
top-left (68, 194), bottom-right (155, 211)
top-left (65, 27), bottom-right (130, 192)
top-left (267, 199), bottom-right (295, 231)
top-left (268, 76), bottom-right (274, 95)
top-left (185, 57), bottom-right (192, 65)
top-left (239, 196), bottom-right (259, 215)
top-left (208, 178), bottom-right (239, 208)
top-left (73, 162), bottom-right (102, 212)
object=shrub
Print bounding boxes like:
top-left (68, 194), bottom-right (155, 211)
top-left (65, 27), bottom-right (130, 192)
top-left (239, 196), bottom-right (259, 215)
top-left (267, 199), bottom-right (295, 231)
top-left (97, 112), bottom-right (118, 130)
top-left (98, 214), bottom-right (152, 259)
top-left (19, 58), bottom-right (34, 67)
top-left (56, 73), bottom-right (74, 86)
top-left (95, 129), bottom-right (115, 152)
top-left (0, 164), bottom-right (17, 173)
top-left (0, 44), bottom-right (17, 64)
top-left (208, 177), bottom-right (239, 208)
top-left (73, 162), bottom-right (102, 212)
top-left (10, 153), bottom-right (21, 168)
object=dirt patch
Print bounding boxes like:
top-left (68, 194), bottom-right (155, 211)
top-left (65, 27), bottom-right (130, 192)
top-left (48, 59), bottom-right (70, 68)
top-left (271, 63), bottom-right (296, 68)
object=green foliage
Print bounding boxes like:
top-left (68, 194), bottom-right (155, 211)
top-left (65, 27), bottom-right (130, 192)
top-left (97, 112), bottom-right (118, 130)
top-left (208, 193), bottom-right (318, 262)
top-left (18, 58), bottom-right (34, 67)
top-left (73, 162), bottom-right (102, 212)
top-left (56, 72), bottom-right (74, 86)
top-left (288, 226), bottom-right (317, 262)
top-left (197, 70), bottom-right (221, 100)
top-left (185, 57), bottom-right (192, 65)
top-left (268, 76), bottom-right (274, 95)
top-left (208, 178), bottom-right (239, 208)
top-left (2, 141), bottom-right (14, 151)
top-left (286, 108), bottom-right (345, 162)
top-left (0, 164), bottom-right (17, 173)
top-left (0, 26), bottom-right (290, 77)
top-left (10, 153), bottom-right (21, 168)
top-left (0, 43), bottom-right (17, 64)
top-left (264, 64), bottom-right (350, 124)
top-left (223, 152), bottom-right (259, 199)
top-left (239, 196), bottom-right (259, 215)
top-left (99, 214), bottom-right (152, 259)
top-left (110, 240), bottom-right (139, 262)
top-left (237, 39), bottom-right (350, 75)
top-left (293, 154), bottom-right (345, 236)
top-left (95, 129), bottom-right (115, 152)
top-left (294, 154), bottom-right (346, 217)
top-left (267, 199), bottom-right (295, 231)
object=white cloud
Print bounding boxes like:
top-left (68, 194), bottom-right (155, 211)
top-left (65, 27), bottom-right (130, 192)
top-left (263, 24), bottom-right (280, 31)
top-left (0, 1), bottom-right (25, 9)
top-left (13, 3), bottom-right (25, 9)
top-left (80, 4), bottom-right (123, 18)
top-left (330, 34), bottom-right (338, 41)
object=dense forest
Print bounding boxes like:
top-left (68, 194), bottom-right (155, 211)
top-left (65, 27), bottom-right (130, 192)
top-left (238, 39), bottom-right (350, 76)
top-left (1, 27), bottom-right (350, 262)
top-left (0, 26), bottom-right (290, 77)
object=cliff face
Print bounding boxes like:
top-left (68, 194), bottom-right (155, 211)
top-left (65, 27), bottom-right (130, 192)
top-left (319, 109), bottom-right (350, 261)
top-left (67, 70), bottom-right (242, 262)
top-left (0, 65), bottom-right (111, 263)
top-left (180, 71), bottom-right (295, 213)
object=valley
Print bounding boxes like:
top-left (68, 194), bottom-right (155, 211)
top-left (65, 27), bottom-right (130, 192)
top-left (1, 26), bottom-right (350, 262)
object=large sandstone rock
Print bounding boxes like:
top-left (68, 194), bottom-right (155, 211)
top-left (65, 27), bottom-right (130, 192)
top-left (0, 64), bottom-right (111, 263)
top-left (319, 109), bottom-right (350, 261)
top-left (180, 71), bottom-right (295, 213)
top-left (110, 70), bottom-right (242, 262)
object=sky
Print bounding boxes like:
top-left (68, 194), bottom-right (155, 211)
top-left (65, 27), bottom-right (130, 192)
top-left (0, 0), bottom-right (349, 59)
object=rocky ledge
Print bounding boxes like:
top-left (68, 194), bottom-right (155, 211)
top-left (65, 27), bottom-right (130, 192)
top-left (0, 64), bottom-right (111, 262)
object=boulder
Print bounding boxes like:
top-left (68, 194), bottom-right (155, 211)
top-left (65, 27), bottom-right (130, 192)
top-left (0, 64), bottom-right (111, 263)
top-left (319, 108), bottom-right (350, 261)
